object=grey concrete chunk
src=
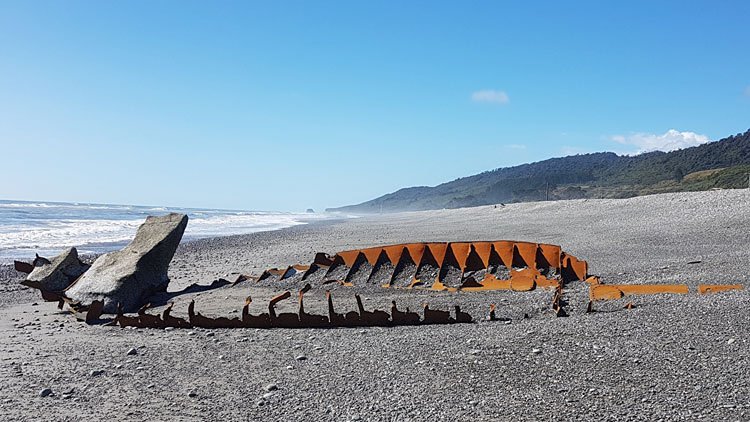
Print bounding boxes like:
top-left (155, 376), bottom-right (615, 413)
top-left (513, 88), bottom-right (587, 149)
top-left (22, 247), bottom-right (89, 293)
top-left (65, 213), bottom-right (188, 313)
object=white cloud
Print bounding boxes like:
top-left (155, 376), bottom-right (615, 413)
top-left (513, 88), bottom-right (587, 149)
top-left (744, 86), bottom-right (750, 97)
top-left (506, 143), bottom-right (526, 150)
top-left (611, 129), bottom-right (711, 154)
top-left (471, 89), bottom-right (509, 105)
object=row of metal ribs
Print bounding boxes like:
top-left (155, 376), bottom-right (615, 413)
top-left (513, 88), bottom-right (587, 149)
top-left (60, 240), bottom-right (744, 329)
top-left (103, 285), bottom-right (473, 329)
top-left (257, 241), bottom-right (589, 291)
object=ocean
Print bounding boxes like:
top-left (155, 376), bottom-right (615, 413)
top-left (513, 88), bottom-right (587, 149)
top-left (0, 200), bottom-right (338, 262)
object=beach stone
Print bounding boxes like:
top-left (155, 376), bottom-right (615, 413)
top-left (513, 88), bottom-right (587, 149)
top-left (21, 248), bottom-right (90, 294)
top-left (126, 348), bottom-right (138, 356)
top-left (263, 383), bottom-right (278, 392)
top-left (65, 213), bottom-right (188, 313)
top-left (39, 388), bottom-right (53, 397)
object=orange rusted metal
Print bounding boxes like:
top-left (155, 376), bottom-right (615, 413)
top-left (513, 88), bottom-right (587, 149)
top-left (618, 284), bottom-right (689, 295)
top-left (589, 285), bottom-right (624, 300)
top-left (698, 284), bottom-right (743, 294)
top-left (257, 241), bottom-right (585, 293)
top-left (590, 284), bottom-right (689, 301)
top-left (17, 239), bottom-right (746, 329)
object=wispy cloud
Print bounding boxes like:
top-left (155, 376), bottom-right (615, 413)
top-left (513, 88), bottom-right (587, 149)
top-left (505, 143), bottom-right (526, 150)
top-left (744, 85), bottom-right (750, 98)
top-left (611, 129), bottom-right (711, 154)
top-left (471, 89), bottom-right (509, 105)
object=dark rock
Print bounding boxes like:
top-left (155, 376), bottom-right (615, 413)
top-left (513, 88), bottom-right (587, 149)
top-left (263, 383), bottom-right (278, 392)
top-left (65, 213), bottom-right (188, 313)
top-left (21, 248), bottom-right (89, 295)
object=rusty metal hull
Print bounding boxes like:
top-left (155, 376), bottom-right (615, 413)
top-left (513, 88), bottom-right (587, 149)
top-left (14, 240), bottom-right (745, 329)
top-left (261, 241), bottom-right (589, 292)
top-left (111, 288), bottom-right (473, 329)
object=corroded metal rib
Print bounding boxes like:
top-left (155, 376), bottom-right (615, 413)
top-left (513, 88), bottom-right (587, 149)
top-left (109, 290), bottom-right (472, 329)
top-left (259, 241), bottom-right (584, 292)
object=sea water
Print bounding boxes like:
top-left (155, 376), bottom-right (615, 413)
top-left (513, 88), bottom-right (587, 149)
top-left (0, 200), bottom-right (337, 262)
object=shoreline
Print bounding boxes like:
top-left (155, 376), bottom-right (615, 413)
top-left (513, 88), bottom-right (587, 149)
top-left (0, 214), bottom-right (351, 264)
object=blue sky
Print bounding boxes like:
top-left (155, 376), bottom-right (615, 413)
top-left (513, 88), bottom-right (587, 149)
top-left (1, 1), bottom-right (748, 211)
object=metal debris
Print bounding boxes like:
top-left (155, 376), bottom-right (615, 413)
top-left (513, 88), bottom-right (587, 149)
top-left (110, 287), bottom-right (472, 329)
top-left (257, 241), bottom-right (588, 291)
top-left (14, 239), bottom-right (745, 329)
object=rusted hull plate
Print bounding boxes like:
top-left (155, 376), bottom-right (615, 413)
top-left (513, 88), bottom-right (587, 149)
top-left (590, 283), bottom-right (743, 301)
top-left (698, 284), bottom-right (743, 294)
top-left (260, 241), bottom-right (587, 292)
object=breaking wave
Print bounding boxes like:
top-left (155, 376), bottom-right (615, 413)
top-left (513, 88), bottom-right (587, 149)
top-left (0, 200), bottom-right (336, 261)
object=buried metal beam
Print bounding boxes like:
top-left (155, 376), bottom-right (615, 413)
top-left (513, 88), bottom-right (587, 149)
top-left (698, 284), bottom-right (743, 294)
top-left (589, 284), bottom-right (690, 300)
top-left (590, 283), bottom-right (744, 301)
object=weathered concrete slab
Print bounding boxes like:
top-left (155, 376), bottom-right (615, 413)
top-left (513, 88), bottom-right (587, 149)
top-left (20, 247), bottom-right (90, 295)
top-left (65, 213), bottom-right (188, 313)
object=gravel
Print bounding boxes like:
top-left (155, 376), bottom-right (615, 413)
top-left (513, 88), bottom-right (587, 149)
top-left (0, 189), bottom-right (748, 421)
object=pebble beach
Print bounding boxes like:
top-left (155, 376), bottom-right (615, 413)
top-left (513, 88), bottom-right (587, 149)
top-left (1, 189), bottom-right (748, 421)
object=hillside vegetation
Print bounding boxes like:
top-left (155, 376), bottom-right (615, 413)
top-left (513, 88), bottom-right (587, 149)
top-left (329, 129), bottom-right (750, 213)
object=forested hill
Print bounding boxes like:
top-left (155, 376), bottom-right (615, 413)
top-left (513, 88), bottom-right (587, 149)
top-left (328, 129), bottom-right (750, 213)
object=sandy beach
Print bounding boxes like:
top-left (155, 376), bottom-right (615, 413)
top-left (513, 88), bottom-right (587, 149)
top-left (1, 189), bottom-right (748, 421)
